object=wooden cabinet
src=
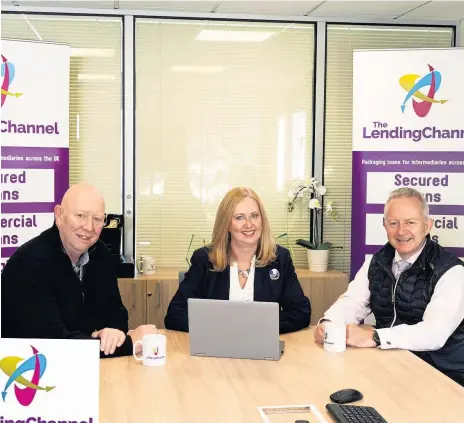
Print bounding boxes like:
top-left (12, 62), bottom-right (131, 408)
top-left (296, 269), bottom-right (349, 325)
top-left (118, 268), bottom-right (349, 329)
top-left (118, 268), bottom-right (182, 330)
top-left (118, 279), bottom-right (147, 329)
top-left (146, 279), bottom-right (179, 329)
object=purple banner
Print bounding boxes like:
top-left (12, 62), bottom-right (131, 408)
top-left (1, 146), bottom-right (69, 265)
top-left (350, 151), bottom-right (464, 279)
top-left (2, 203), bottom-right (56, 214)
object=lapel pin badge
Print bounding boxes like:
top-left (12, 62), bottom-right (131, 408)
top-left (269, 269), bottom-right (280, 280)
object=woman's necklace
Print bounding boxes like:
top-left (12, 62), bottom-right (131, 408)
top-left (237, 266), bottom-right (251, 279)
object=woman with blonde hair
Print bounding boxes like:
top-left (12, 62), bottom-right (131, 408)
top-left (165, 187), bottom-right (311, 333)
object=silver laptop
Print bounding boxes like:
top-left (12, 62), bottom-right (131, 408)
top-left (188, 298), bottom-right (285, 361)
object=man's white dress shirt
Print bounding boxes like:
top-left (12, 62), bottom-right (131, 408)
top-left (323, 243), bottom-right (464, 351)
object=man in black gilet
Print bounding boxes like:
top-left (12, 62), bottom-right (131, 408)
top-left (314, 187), bottom-right (464, 386)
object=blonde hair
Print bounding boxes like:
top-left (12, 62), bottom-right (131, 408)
top-left (208, 187), bottom-right (276, 271)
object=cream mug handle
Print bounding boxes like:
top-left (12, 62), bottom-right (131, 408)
top-left (133, 340), bottom-right (144, 360)
top-left (136, 257), bottom-right (144, 273)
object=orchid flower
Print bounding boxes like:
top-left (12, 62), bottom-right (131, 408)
top-left (286, 178), bottom-right (339, 249)
top-left (308, 198), bottom-right (321, 209)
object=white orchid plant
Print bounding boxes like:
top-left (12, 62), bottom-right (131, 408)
top-left (287, 178), bottom-right (341, 251)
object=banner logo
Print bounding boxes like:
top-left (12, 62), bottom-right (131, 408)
top-left (0, 345), bottom-right (55, 406)
top-left (399, 64), bottom-right (447, 117)
top-left (1, 55), bottom-right (24, 108)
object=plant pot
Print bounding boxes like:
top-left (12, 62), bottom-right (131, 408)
top-left (307, 249), bottom-right (329, 272)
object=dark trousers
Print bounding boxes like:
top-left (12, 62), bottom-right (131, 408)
top-left (444, 370), bottom-right (464, 387)
top-left (414, 351), bottom-right (464, 387)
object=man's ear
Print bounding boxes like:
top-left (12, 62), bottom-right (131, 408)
top-left (425, 218), bottom-right (434, 235)
top-left (54, 204), bottom-right (63, 222)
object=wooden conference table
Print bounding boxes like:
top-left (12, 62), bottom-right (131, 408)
top-left (99, 328), bottom-right (464, 423)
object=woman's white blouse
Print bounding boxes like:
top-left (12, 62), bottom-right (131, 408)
top-left (229, 256), bottom-right (256, 302)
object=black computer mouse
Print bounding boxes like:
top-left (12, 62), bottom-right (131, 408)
top-left (330, 388), bottom-right (363, 404)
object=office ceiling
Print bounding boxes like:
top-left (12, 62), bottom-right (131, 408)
top-left (5, 0), bottom-right (464, 20)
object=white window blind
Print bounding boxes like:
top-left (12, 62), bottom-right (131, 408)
top-left (135, 19), bottom-right (314, 268)
top-left (2, 14), bottom-right (123, 213)
top-left (323, 24), bottom-right (454, 274)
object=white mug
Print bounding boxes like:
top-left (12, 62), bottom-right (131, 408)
top-left (323, 322), bottom-right (346, 353)
top-left (136, 256), bottom-right (156, 275)
top-left (133, 334), bottom-right (166, 366)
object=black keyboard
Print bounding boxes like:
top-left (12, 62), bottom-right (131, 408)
top-left (326, 404), bottom-right (388, 423)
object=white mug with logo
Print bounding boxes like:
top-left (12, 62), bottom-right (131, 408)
top-left (136, 256), bottom-right (156, 275)
top-left (323, 322), bottom-right (346, 353)
top-left (133, 334), bottom-right (166, 366)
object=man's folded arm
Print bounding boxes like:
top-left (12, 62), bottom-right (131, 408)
top-left (323, 258), bottom-right (373, 325)
top-left (2, 261), bottom-right (133, 358)
top-left (2, 261), bottom-right (90, 339)
top-left (376, 265), bottom-right (464, 351)
top-left (100, 254), bottom-right (131, 334)
top-left (103, 336), bottom-right (133, 358)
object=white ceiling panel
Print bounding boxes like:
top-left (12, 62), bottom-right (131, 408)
top-left (7, 0), bottom-right (464, 20)
top-left (309, 1), bottom-right (429, 18)
top-left (14, 0), bottom-right (116, 8)
top-left (118, 1), bottom-right (218, 12)
top-left (215, 1), bottom-right (323, 15)
top-left (399, 1), bottom-right (464, 19)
